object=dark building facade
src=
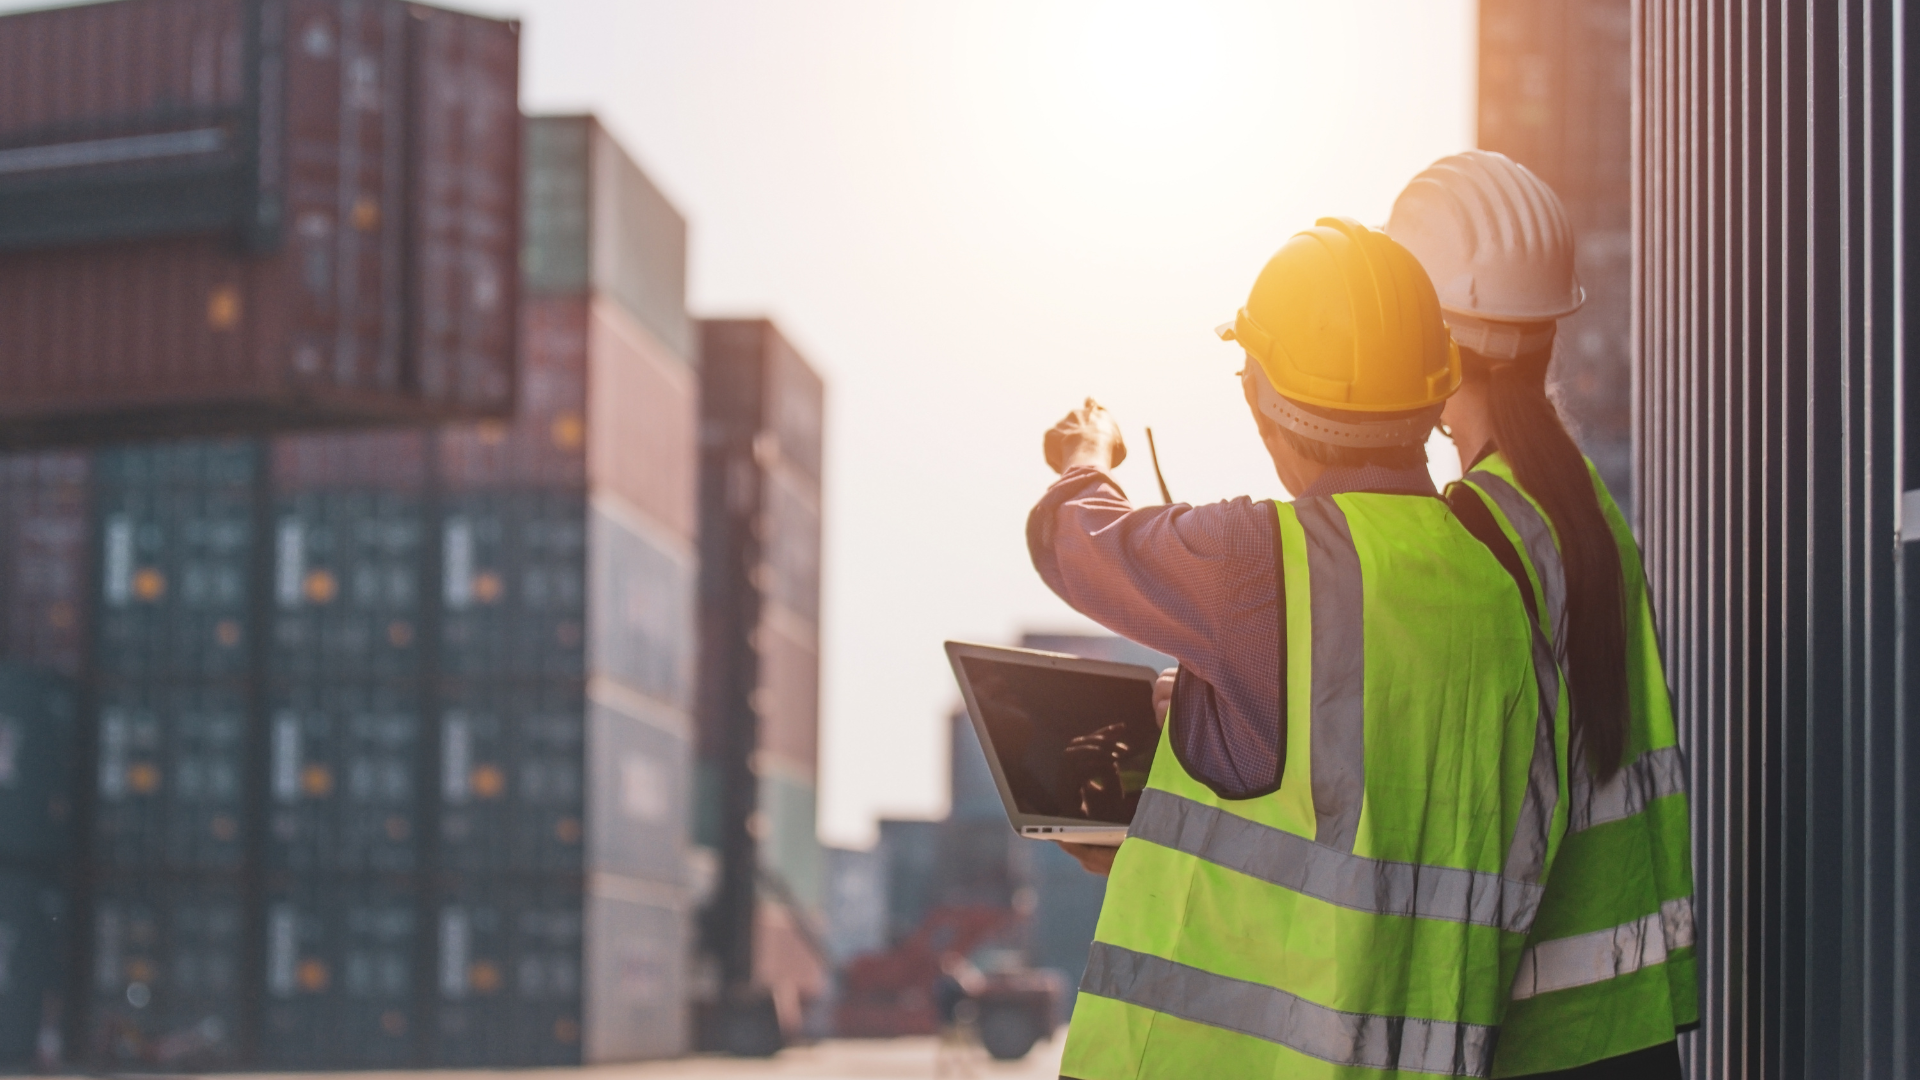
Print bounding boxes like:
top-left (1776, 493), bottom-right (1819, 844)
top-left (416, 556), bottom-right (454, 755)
top-left (1478, 0), bottom-right (1635, 516)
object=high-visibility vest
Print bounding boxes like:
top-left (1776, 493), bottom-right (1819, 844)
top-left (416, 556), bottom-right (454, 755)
top-left (1451, 454), bottom-right (1698, 1076)
top-left (1061, 492), bottom-right (1570, 1080)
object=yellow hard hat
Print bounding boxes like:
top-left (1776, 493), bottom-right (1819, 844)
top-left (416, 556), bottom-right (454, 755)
top-left (1218, 217), bottom-right (1460, 415)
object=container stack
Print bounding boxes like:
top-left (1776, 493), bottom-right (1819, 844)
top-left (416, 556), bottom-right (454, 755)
top-left (695, 319), bottom-right (827, 1040)
top-left (87, 440), bottom-right (258, 1067)
top-left (427, 112), bottom-right (701, 1065)
top-left (15, 111), bottom-right (701, 1070)
top-left (261, 431), bottom-right (428, 1069)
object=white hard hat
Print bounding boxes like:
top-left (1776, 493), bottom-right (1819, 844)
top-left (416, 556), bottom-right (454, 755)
top-left (1386, 150), bottom-right (1584, 359)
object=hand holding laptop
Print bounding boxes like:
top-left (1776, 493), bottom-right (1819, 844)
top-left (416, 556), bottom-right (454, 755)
top-left (1055, 666), bottom-right (1175, 876)
top-left (945, 642), bottom-right (1163, 848)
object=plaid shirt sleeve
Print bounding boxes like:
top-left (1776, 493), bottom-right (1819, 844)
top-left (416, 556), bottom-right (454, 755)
top-left (1027, 466), bottom-right (1285, 797)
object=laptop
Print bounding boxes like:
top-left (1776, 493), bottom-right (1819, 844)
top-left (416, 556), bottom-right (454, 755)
top-left (944, 640), bottom-right (1162, 846)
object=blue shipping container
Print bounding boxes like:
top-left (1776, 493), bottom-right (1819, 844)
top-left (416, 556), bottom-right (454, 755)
top-left (0, 662), bottom-right (75, 865)
top-left (0, 868), bottom-right (63, 1067)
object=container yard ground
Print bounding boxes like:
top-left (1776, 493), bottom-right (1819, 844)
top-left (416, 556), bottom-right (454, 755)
top-left (130, 1034), bottom-right (1068, 1080)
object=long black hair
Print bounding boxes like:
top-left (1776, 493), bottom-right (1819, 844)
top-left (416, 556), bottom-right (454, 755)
top-left (1475, 342), bottom-right (1630, 783)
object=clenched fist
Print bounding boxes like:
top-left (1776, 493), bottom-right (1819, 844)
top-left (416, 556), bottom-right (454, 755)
top-left (1044, 398), bottom-right (1127, 474)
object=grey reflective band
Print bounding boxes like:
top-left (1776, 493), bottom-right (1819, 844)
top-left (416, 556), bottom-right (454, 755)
top-left (1466, 470), bottom-right (1690, 837)
top-left (1466, 470), bottom-right (1567, 649)
top-left (1295, 497), bottom-right (1367, 853)
top-left (1245, 363), bottom-right (1442, 448)
top-left (1569, 743), bottom-right (1689, 833)
top-left (1129, 789), bottom-right (1547, 934)
top-left (1509, 896), bottom-right (1696, 1001)
top-left (1081, 942), bottom-right (1499, 1076)
top-left (1460, 469), bottom-right (1564, 884)
top-left (1503, 612), bottom-right (1563, 885)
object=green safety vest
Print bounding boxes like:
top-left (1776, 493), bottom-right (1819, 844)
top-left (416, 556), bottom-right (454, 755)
top-left (1451, 455), bottom-right (1698, 1076)
top-left (1062, 492), bottom-right (1571, 1079)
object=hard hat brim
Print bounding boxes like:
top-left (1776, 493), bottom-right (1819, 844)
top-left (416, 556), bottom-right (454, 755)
top-left (1437, 285), bottom-right (1588, 324)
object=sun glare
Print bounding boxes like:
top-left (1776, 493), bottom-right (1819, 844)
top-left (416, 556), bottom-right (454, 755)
top-left (958, 1), bottom-right (1243, 212)
top-left (1053, 2), bottom-right (1226, 127)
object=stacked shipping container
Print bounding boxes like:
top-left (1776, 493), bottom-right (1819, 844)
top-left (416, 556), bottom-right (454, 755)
top-left (431, 111), bottom-right (700, 1065)
top-left (0, 455), bottom-right (91, 1065)
top-left (696, 319), bottom-right (826, 1040)
top-left (0, 663), bottom-right (75, 1067)
top-left (0, 0), bottom-right (522, 446)
top-left (86, 440), bottom-right (258, 1068)
top-left (0, 458), bottom-right (88, 1068)
top-left (0, 112), bottom-right (704, 1069)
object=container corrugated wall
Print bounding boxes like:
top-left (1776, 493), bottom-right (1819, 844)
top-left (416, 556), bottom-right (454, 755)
top-left (1633, 0), bottom-right (1916, 1074)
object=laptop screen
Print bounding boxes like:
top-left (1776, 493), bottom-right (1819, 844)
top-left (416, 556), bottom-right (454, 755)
top-left (958, 654), bottom-right (1159, 825)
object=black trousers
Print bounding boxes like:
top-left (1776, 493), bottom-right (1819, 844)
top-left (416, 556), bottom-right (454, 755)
top-left (1512, 1040), bottom-right (1684, 1080)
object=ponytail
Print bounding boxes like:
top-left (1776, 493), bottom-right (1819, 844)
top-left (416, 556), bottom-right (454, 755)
top-left (1481, 346), bottom-right (1630, 784)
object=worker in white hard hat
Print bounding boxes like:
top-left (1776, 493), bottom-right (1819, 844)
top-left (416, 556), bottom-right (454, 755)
top-left (1388, 149), bottom-right (1697, 1080)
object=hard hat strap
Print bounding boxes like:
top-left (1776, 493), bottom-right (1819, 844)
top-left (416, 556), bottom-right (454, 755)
top-left (1246, 365), bottom-right (1442, 448)
top-left (1445, 314), bottom-right (1557, 361)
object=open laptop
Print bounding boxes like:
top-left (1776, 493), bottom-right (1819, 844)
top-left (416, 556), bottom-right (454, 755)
top-left (944, 641), bottom-right (1162, 846)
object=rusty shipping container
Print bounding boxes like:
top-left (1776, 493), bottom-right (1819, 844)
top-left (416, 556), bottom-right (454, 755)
top-left (1635, 0), bottom-right (1918, 1075)
top-left (0, 0), bottom-right (521, 447)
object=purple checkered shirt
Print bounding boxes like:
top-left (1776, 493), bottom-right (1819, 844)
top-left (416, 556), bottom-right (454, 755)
top-left (1026, 462), bottom-right (1436, 798)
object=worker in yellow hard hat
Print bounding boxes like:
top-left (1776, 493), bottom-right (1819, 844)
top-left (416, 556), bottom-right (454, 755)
top-left (1388, 149), bottom-right (1695, 1080)
top-left (1029, 216), bottom-right (1572, 1078)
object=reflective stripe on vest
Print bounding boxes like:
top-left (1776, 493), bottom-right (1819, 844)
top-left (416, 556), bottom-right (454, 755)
top-left (1129, 788), bottom-right (1546, 933)
top-left (1510, 897), bottom-right (1697, 1001)
top-left (1295, 498), bottom-right (1564, 887)
top-left (1570, 742), bottom-right (1687, 832)
top-left (1297, 497), bottom-right (1368, 852)
top-left (1065, 494), bottom-right (1569, 1080)
top-left (1469, 470), bottom-right (1568, 648)
top-left (1466, 466), bottom-right (1689, 828)
top-left (1082, 941), bottom-right (1500, 1075)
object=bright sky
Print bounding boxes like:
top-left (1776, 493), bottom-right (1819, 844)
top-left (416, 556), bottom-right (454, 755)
top-left (474, 0), bottom-right (1476, 847)
top-left (1, 0), bottom-right (1478, 847)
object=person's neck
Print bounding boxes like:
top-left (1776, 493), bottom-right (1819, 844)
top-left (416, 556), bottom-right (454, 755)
top-left (1443, 379), bottom-right (1497, 471)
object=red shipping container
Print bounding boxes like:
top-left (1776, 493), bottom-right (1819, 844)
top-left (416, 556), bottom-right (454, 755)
top-left (0, 0), bottom-right (520, 447)
top-left (586, 297), bottom-right (697, 542)
top-left (438, 296), bottom-right (588, 491)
